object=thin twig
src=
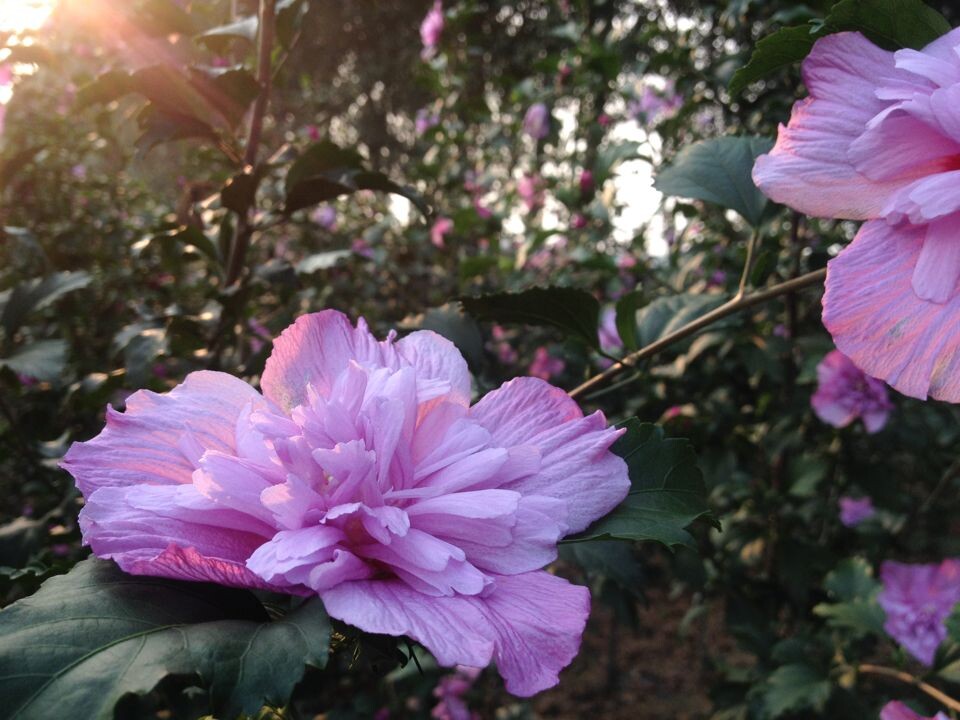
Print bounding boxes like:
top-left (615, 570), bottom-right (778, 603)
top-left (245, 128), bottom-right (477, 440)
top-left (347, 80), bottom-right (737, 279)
top-left (859, 664), bottom-right (960, 713)
top-left (569, 268), bottom-right (827, 400)
top-left (736, 229), bottom-right (761, 299)
top-left (225, 0), bottom-right (277, 288)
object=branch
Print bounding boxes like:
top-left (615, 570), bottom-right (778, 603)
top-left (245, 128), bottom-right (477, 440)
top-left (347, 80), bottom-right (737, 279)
top-left (225, 0), bottom-right (277, 288)
top-left (568, 268), bottom-right (827, 400)
top-left (858, 664), bottom-right (960, 713)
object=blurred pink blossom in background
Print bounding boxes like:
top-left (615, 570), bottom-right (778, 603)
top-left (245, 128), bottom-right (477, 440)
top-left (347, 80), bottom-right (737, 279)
top-left (528, 346), bottom-right (565, 380)
top-left (420, 0), bottom-right (444, 59)
top-left (430, 217), bottom-right (454, 248)
top-left (523, 102), bottom-right (550, 140)
top-left (811, 350), bottom-right (892, 433)
top-left (838, 496), bottom-right (875, 527)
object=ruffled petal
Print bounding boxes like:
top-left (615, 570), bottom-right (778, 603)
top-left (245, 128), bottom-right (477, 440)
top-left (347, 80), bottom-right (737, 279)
top-left (823, 217), bottom-right (960, 401)
top-left (911, 213), bottom-right (960, 302)
top-left (753, 32), bottom-right (915, 219)
top-left (396, 330), bottom-right (472, 406)
top-left (849, 113), bottom-right (960, 183)
top-left (133, 544), bottom-right (296, 593)
top-left (470, 378), bottom-right (629, 532)
top-left (320, 579), bottom-right (496, 667)
top-left (261, 311), bottom-right (397, 411)
top-left (61, 371), bottom-right (264, 496)
top-left (468, 571), bottom-right (589, 697)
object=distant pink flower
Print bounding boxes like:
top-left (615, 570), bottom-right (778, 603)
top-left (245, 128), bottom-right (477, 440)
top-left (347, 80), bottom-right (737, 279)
top-left (517, 174), bottom-right (544, 212)
top-left (571, 213), bottom-right (588, 230)
top-left (753, 28), bottom-right (960, 402)
top-left (490, 325), bottom-right (518, 365)
top-left (351, 237), bottom-right (374, 259)
top-left (420, 0), bottom-right (444, 59)
top-left (881, 701), bottom-right (949, 720)
top-left (211, 55), bottom-right (231, 68)
top-left (71, 164), bottom-right (87, 181)
top-left (629, 80), bottom-right (682, 123)
top-left (597, 113), bottom-right (611, 128)
top-left (878, 559), bottom-right (960, 666)
top-left (811, 350), bottom-right (892, 433)
top-left (311, 205), bottom-right (337, 231)
top-left (598, 307), bottom-right (621, 354)
top-left (662, 406), bottom-right (684, 421)
top-left (62, 311), bottom-right (629, 696)
top-left (0, 65), bottom-right (12, 86)
top-left (616, 253), bottom-right (637, 270)
top-left (707, 270), bottom-right (727, 288)
top-left (416, 108), bottom-right (441, 136)
top-left (528, 347), bottom-right (564, 380)
top-left (432, 666), bottom-right (481, 720)
top-left (306, 124), bottom-right (321, 141)
top-left (523, 103), bottom-right (550, 140)
top-left (578, 170), bottom-right (595, 199)
top-left (431, 217), bottom-right (454, 248)
top-left (838, 496), bottom-right (875, 527)
top-left (473, 197), bottom-right (492, 220)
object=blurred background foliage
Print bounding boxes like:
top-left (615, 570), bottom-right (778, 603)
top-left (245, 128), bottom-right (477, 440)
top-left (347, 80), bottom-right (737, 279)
top-left (3, 0), bottom-right (960, 718)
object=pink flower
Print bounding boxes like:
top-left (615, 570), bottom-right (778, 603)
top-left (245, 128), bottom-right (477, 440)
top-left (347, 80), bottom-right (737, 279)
top-left (420, 1), bottom-right (444, 59)
top-left (306, 124), bottom-right (321, 141)
top-left (811, 350), bottom-right (892, 433)
top-left (430, 217), bottom-right (454, 248)
top-left (528, 347), bottom-right (565, 380)
top-left (62, 311), bottom-right (629, 696)
top-left (629, 80), bottom-right (682, 123)
top-left (351, 237), bottom-right (374, 259)
top-left (523, 103), bottom-right (550, 140)
top-left (311, 205), bottom-right (337, 231)
top-left (578, 170), bottom-right (595, 199)
top-left (752, 28), bottom-right (960, 401)
top-left (571, 213), bottom-right (588, 230)
top-left (597, 113), bottom-right (612, 128)
top-left (517, 174), bottom-right (544, 212)
top-left (878, 559), bottom-right (960, 666)
top-left (598, 307), bottom-right (622, 354)
top-left (838, 496), bottom-right (875, 527)
top-left (416, 108), bottom-right (441, 136)
top-left (432, 666), bottom-right (481, 720)
top-left (473, 197), bottom-right (492, 220)
top-left (881, 701), bottom-right (949, 720)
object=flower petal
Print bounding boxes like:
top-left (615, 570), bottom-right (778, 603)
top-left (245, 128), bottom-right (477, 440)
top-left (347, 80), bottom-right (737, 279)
top-left (396, 330), bottom-right (472, 406)
top-left (912, 214), bottom-right (960, 302)
top-left (468, 571), bottom-right (589, 697)
top-left (261, 311), bottom-right (396, 411)
top-left (320, 579), bottom-right (496, 667)
top-left (470, 377), bottom-right (629, 532)
top-left (61, 371), bottom-right (265, 496)
top-left (823, 217), bottom-right (960, 400)
top-left (753, 32), bottom-right (914, 219)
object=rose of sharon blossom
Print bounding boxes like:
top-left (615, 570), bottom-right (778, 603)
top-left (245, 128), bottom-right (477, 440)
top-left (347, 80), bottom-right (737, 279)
top-left (432, 666), bottom-right (481, 720)
top-left (523, 103), bottom-right (550, 140)
top-left (881, 701), bottom-right (950, 720)
top-left (752, 28), bottom-right (960, 401)
top-left (430, 217), bottom-right (454, 248)
top-left (62, 311), bottom-right (630, 696)
top-left (838, 496), bottom-right (875, 527)
top-left (517, 174), bottom-right (544, 212)
top-left (420, 0), bottom-right (444, 58)
top-left (811, 350), bottom-right (892, 433)
top-left (878, 559), bottom-right (960, 666)
top-left (528, 347), bottom-right (565, 380)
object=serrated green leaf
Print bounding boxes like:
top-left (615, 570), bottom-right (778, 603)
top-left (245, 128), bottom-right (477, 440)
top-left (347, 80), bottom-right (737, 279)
top-left (74, 70), bottom-right (137, 110)
top-left (654, 136), bottom-right (774, 226)
top-left (571, 421), bottom-right (713, 547)
top-left (824, 557), bottom-right (879, 602)
top-left (813, 600), bottom-right (885, 636)
top-left (0, 271), bottom-right (91, 336)
top-left (0, 558), bottom-right (330, 720)
top-left (460, 286), bottom-right (600, 348)
top-left (762, 663), bottom-right (831, 717)
top-left (634, 293), bottom-right (728, 350)
top-left (0, 340), bottom-right (67, 382)
top-left (730, 24), bottom-right (820, 96)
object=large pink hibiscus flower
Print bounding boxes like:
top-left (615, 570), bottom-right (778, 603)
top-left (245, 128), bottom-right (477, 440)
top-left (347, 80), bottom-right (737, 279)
top-left (753, 27), bottom-right (960, 400)
top-left (62, 311), bottom-right (630, 696)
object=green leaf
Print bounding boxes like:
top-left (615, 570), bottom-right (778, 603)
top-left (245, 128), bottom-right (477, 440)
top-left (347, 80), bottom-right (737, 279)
top-left (75, 70), bottom-right (137, 110)
top-left (654, 136), bottom-right (774, 226)
top-left (0, 145), bottom-right (45, 192)
top-left (284, 142), bottom-right (426, 215)
top-left (0, 271), bottom-right (92, 336)
top-left (762, 663), bottom-right (831, 717)
top-left (221, 168), bottom-right (262, 215)
top-left (572, 421), bottom-right (713, 548)
top-left (135, 108), bottom-right (219, 157)
top-left (730, 0), bottom-right (951, 95)
top-left (824, 557), bottom-right (879, 602)
top-left (0, 340), bottom-right (67, 382)
top-left (614, 290), bottom-right (644, 352)
top-left (0, 558), bottom-right (331, 720)
top-left (196, 16), bottom-right (259, 51)
top-left (813, 600), bottom-right (885, 636)
top-left (460, 286), bottom-right (601, 349)
top-left (148, 225), bottom-right (221, 265)
top-left (135, 0), bottom-right (199, 36)
top-left (633, 293), bottom-right (728, 349)
top-left (812, 558), bottom-right (884, 637)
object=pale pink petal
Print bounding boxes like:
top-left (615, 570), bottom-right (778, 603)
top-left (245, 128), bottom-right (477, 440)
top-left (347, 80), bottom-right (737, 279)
top-left (849, 113), bottom-right (960, 182)
top-left (470, 378), bottom-right (629, 532)
top-left (320, 579), bottom-right (496, 667)
top-left (261, 311), bottom-right (397, 411)
top-left (136, 544), bottom-right (295, 592)
top-left (245, 525), bottom-right (347, 586)
top-left (886, 171), bottom-right (960, 225)
top-left (753, 33), bottom-right (915, 219)
top-left (862, 408), bottom-right (890, 434)
top-left (810, 394), bottom-right (855, 428)
top-left (912, 214), bottom-right (960, 302)
top-left (468, 571), bottom-right (589, 697)
top-left (894, 47), bottom-right (960, 87)
top-left (823, 217), bottom-right (960, 401)
top-left (61, 371), bottom-right (264, 495)
top-left (929, 84), bottom-right (960, 143)
top-left (396, 330), bottom-right (472, 406)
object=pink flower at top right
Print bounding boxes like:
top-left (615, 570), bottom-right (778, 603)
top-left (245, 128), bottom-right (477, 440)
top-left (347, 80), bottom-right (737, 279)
top-left (753, 27), bottom-right (960, 401)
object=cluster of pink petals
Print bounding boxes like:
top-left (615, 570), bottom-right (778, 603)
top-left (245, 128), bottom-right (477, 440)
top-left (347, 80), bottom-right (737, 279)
top-left (838, 496), bottom-right (875, 527)
top-left (753, 28), bottom-right (960, 401)
top-left (811, 350), bottom-right (892, 433)
top-left (517, 173), bottom-right (544, 212)
top-left (878, 559), bottom-right (960, 666)
top-left (62, 311), bottom-right (630, 696)
top-left (528, 346), bottom-right (565, 381)
top-left (881, 701), bottom-right (949, 720)
top-left (523, 103), bottom-right (551, 140)
top-left (430, 217), bottom-right (454, 248)
top-left (419, 1), bottom-right (444, 59)
top-left (431, 666), bottom-right (481, 720)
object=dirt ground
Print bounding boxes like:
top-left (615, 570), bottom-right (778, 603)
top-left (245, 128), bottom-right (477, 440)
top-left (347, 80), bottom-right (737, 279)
top-left (526, 589), bottom-right (746, 719)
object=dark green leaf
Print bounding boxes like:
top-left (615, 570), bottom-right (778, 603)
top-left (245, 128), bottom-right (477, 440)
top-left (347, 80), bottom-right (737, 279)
top-left (277, 0), bottom-right (309, 49)
top-left (762, 663), bottom-right (831, 717)
top-left (654, 136), bottom-right (774, 226)
top-left (0, 271), bottom-right (91, 336)
top-left (572, 421), bottom-right (713, 547)
top-left (135, 0), bottom-right (199, 36)
top-left (221, 169), bottom-right (262, 216)
top-left (149, 225), bottom-right (221, 265)
top-left (0, 517), bottom-right (45, 567)
top-left (0, 340), bottom-right (67, 382)
top-left (460, 286), bottom-right (600, 349)
top-left (824, 558), bottom-right (879, 602)
top-left (634, 293), bottom-right (728, 349)
top-left (0, 558), bottom-right (331, 720)
top-left (729, 24), bottom-right (820, 96)
top-left (614, 290), bottom-right (644, 352)
top-left (135, 109), bottom-right (219, 157)
top-left (74, 70), bottom-right (137, 110)
top-left (0, 145), bottom-right (45, 192)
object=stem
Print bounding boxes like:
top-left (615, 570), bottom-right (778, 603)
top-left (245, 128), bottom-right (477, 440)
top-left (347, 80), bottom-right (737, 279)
top-left (569, 268), bottom-right (827, 400)
top-left (736, 229), bottom-right (761, 299)
top-left (858, 664), bottom-right (960, 713)
top-left (225, 0), bottom-right (276, 288)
